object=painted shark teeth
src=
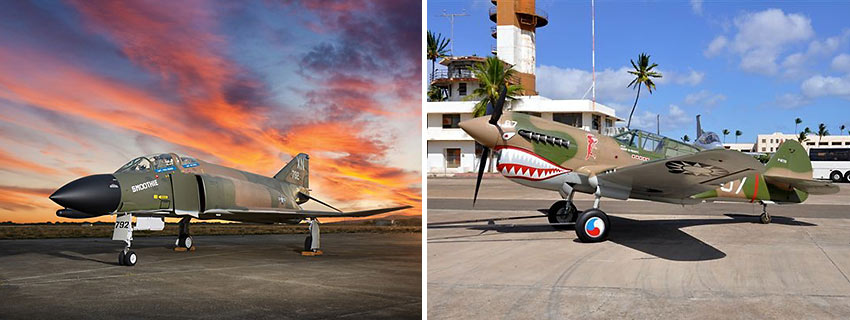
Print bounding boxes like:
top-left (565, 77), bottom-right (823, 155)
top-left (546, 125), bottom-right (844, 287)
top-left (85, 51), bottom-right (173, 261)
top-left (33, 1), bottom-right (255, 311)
top-left (495, 147), bottom-right (571, 181)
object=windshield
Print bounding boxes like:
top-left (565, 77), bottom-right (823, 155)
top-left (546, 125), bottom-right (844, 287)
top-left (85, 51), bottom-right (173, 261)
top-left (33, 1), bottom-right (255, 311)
top-left (115, 157), bottom-right (153, 173)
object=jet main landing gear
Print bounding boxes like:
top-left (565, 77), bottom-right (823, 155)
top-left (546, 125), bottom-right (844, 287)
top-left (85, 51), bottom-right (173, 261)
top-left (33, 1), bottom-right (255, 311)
top-left (759, 202), bottom-right (771, 224)
top-left (302, 218), bottom-right (323, 256)
top-left (175, 217), bottom-right (194, 251)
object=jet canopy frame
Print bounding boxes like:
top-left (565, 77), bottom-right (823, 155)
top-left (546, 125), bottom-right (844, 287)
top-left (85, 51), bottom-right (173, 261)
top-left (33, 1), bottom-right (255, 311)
top-left (115, 153), bottom-right (200, 174)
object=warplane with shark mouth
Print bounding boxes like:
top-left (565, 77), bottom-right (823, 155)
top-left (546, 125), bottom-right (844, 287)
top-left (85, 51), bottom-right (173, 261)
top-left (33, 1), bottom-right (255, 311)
top-left (49, 152), bottom-right (411, 266)
top-left (460, 85), bottom-right (838, 242)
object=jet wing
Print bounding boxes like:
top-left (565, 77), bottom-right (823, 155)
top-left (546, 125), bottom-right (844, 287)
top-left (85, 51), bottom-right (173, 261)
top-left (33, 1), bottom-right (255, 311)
top-left (595, 149), bottom-right (764, 201)
top-left (205, 205), bottom-right (413, 221)
top-left (764, 175), bottom-right (839, 195)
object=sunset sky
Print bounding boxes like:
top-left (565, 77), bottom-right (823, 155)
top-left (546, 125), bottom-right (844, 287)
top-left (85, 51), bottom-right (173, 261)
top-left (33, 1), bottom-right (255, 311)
top-left (0, 0), bottom-right (421, 223)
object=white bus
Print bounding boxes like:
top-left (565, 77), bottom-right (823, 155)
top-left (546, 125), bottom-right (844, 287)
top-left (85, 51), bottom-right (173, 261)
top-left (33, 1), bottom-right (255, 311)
top-left (810, 148), bottom-right (850, 182)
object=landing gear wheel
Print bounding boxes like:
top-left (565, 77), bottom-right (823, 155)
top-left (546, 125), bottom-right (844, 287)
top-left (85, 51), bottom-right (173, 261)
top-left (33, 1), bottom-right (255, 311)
top-left (175, 236), bottom-right (193, 249)
top-left (575, 209), bottom-right (610, 243)
top-left (760, 212), bottom-right (771, 224)
top-left (844, 171), bottom-right (850, 183)
top-left (304, 236), bottom-right (313, 252)
top-left (548, 201), bottom-right (578, 229)
top-left (830, 171), bottom-right (843, 183)
top-left (123, 251), bottom-right (137, 266)
top-left (118, 251), bottom-right (125, 266)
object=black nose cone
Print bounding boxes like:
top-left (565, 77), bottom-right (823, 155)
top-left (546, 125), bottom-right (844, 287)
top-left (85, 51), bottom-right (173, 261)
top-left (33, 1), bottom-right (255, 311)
top-left (50, 174), bottom-right (121, 214)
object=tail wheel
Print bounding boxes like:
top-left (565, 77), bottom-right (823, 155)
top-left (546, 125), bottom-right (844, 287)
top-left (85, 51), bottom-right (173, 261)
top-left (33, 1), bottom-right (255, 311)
top-left (830, 171), bottom-right (843, 183)
top-left (548, 201), bottom-right (577, 229)
top-left (575, 209), bottom-right (610, 243)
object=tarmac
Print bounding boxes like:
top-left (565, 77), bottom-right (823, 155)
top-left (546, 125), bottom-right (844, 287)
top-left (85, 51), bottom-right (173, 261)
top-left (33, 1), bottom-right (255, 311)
top-left (0, 233), bottom-right (421, 319)
top-left (427, 177), bottom-right (850, 319)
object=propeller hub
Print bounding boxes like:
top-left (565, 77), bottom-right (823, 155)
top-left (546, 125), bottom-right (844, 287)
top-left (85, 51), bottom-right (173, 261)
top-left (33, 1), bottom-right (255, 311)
top-left (459, 116), bottom-right (502, 148)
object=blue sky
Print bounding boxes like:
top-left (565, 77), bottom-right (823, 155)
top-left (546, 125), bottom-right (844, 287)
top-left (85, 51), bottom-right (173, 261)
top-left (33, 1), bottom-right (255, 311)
top-left (428, 0), bottom-right (850, 143)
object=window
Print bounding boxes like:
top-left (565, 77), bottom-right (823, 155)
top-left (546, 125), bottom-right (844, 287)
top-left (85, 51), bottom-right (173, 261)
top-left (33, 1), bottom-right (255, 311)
top-left (446, 148), bottom-right (461, 168)
top-left (614, 131), bottom-right (637, 147)
top-left (592, 115), bottom-right (601, 131)
top-left (832, 142), bottom-right (841, 145)
top-left (761, 147), bottom-right (766, 151)
top-left (553, 113), bottom-right (582, 127)
top-left (605, 118), bottom-right (613, 128)
top-left (442, 114), bottom-right (461, 128)
top-left (807, 142), bottom-right (815, 145)
top-left (641, 136), bottom-right (662, 153)
top-left (458, 83), bottom-right (467, 96)
top-left (810, 149), bottom-right (850, 161)
top-left (762, 139), bottom-right (766, 143)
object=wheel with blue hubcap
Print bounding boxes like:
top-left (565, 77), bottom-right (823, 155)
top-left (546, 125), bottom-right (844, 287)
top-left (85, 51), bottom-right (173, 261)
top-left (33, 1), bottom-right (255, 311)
top-left (575, 209), bottom-right (610, 243)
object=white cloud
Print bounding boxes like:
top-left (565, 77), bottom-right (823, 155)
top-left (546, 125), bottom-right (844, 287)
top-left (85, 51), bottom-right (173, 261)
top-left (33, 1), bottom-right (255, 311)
top-left (537, 65), bottom-right (702, 103)
top-left (705, 36), bottom-right (728, 57)
top-left (684, 90), bottom-right (726, 107)
top-left (537, 65), bottom-right (639, 102)
top-left (705, 9), bottom-right (814, 75)
top-left (690, 0), bottom-right (703, 15)
top-left (627, 105), bottom-right (692, 132)
top-left (801, 74), bottom-right (850, 99)
top-left (773, 93), bottom-right (811, 109)
top-left (832, 53), bottom-right (850, 73)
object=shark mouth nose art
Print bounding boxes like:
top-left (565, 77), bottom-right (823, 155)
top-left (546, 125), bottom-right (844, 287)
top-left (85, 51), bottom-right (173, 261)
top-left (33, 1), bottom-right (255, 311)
top-left (495, 147), bottom-right (571, 181)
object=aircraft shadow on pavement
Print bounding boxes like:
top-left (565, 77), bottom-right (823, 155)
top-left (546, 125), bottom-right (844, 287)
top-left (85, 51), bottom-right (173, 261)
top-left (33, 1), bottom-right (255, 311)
top-left (430, 212), bottom-right (816, 262)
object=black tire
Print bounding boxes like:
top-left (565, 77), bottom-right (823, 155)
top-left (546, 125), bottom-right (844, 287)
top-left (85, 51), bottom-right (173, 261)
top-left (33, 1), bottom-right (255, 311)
top-left (123, 251), bottom-right (137, 266)
top-left (574, 209), bottom-right (610, 243)
top-left (118, 251), bottom-right (125, 266)
top-left (548, 201), bottom-right (577, 229)
top-left (304, 236), bottom-right (312, 252)
top-left (844, 171), bottom-right (850, 183)
top-left (830, 171), bottom-right (843, 183)
top-left (760, 213), bottom-right (771, 224)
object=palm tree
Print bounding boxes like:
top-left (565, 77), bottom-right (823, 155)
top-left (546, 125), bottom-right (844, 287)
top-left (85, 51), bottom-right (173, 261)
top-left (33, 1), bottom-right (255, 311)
top-left (818, 123), bottom-right (829, 145)
top-left (799, 127), bottom-right (812, 143)
top-left (682, 135), bottom-right (690, 142)
top-left (626, 53), bottom-right (662, 128)
top-left (735, 130), bottom-right (742, 143)
top-left (722, 129), bottom-right (730, 143)
top-left (841, 124), bottom-right (846, 135)
top-left (466, 56), bottom-right (523, 117)
top-left (427, 86), bottom-right (445, 102)
top-left (427, 31), bottom-right (450, 82)
top-left (795, 118), bottom-right (802, 133)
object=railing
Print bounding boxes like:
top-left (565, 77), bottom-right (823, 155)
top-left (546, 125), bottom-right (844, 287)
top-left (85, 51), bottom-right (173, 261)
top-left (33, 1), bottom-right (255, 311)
top-left (430, 69), bottom-right (477, 82)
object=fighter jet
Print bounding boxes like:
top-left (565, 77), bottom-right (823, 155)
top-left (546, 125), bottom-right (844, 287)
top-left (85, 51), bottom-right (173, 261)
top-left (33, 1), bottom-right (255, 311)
top-left (460, 85), bottom-right (838, 243)
top-left (49, 153), bottom-right (411, 266)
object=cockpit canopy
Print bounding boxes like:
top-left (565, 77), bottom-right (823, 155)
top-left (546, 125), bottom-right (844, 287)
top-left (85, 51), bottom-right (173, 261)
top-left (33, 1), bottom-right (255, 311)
top-left (613, 129), bottom-right (700, 158)
top-left (115, 153), bottom-right (199, 174)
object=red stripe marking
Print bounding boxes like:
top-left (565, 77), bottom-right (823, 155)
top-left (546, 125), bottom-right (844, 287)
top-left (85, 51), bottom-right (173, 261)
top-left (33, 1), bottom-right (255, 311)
top-left (750, 173), bottom-right (760, 203)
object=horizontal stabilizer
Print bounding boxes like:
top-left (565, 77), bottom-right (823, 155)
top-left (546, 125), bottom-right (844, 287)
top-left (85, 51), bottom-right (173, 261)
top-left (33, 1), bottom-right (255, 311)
top-left (764, 175), bottom-right (839, 195)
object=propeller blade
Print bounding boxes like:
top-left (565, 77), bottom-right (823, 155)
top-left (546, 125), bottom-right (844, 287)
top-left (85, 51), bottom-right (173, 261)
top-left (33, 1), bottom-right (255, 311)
top-left (473, 147), bottom-right (490, 206)
top-left (488, 84), bottom-right (509, 125)
top-left (298, 192), bottom-right (342, 213)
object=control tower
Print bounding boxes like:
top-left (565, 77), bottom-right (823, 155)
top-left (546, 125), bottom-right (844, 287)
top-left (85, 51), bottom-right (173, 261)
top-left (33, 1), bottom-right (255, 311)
top-left (489, 0), bottom-right (548, 95)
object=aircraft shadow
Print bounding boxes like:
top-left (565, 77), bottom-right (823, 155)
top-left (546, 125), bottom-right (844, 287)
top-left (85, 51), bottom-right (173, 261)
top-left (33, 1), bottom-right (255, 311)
top-left (431, 212), bottom-right (816, 262)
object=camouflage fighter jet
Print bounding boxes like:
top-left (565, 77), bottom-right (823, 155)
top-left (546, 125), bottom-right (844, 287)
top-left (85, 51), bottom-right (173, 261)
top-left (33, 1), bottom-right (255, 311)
top-left (460, 86), bottom-right (838, 243)
top-left (49, 153), bottom-right (411, 266)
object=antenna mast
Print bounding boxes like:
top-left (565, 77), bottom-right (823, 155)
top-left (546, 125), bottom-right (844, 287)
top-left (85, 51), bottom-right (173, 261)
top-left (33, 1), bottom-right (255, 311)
top-left (591, 0), bottom-right (596, 111)
top-left (440, 10), bottom-right (469, 56)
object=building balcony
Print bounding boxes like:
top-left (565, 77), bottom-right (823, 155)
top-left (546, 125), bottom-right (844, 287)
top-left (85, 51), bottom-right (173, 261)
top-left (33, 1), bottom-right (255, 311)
top-left (490, 25), bottom-right (497, 38)
top-left (430, 69), bottom-right (478, 85)
top-left (488, 6), bottom-right (548, 28)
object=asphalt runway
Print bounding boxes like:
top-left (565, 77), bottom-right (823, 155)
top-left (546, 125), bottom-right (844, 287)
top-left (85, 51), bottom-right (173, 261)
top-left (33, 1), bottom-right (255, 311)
top-left (0, 233), bottom-right (421, 319)
top-left (428, 177), bottom-right (850, 319)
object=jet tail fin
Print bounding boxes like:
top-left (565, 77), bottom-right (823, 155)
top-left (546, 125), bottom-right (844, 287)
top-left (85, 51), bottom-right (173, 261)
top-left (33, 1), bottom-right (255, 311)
top-left (274, 153), bottom-right (309, 189)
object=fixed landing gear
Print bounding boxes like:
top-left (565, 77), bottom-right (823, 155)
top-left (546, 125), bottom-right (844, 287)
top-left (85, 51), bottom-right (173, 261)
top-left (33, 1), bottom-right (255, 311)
top-left (175, 217), bottom-right (194, 250)
top-left (573, 190), bottom-right (610, 243)
top-left (548, 200), bottom-right (578, 229)
top-left (760, 202), bottom-right (771, 224)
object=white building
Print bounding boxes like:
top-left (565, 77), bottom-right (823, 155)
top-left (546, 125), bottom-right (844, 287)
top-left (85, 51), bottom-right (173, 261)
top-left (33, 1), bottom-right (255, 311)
top-left (723, 132), bottom-right (850, 154)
